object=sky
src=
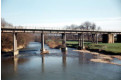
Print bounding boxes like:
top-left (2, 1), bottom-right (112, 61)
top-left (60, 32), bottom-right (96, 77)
top-left (1, 0), bottom-right (121, 30)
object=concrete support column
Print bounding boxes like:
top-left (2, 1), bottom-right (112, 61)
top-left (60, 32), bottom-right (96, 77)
top-left (96, 33), bottom-right (98, 44)
top-left (13, 32), bottom-right (18, 56)
top-left (117, 34), bottom-right (121, 43)
top-left (92, 34), bottom-right (95, 43)
top-left (92, 33), bottom-right (98, 44)
top-left (41, 32), bottom-right (45, 53)
top-left (61, 33), bottom-right (67, 52)
top-left (109, 33), bottom-right (114, 43)
top-left (82, 33), bottom-right (85, 49)
top-left (78, 33), bottom-right (81, 47)
top-left (102, 33), bottom-right (114, 43)
top-left (78, 33), bottom-right (85, 50)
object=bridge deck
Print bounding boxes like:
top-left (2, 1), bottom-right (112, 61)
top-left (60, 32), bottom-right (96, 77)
top-left (1, 28), bottom-right (121, 34)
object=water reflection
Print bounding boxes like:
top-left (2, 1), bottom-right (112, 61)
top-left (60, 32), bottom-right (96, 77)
top-left (62, 53), bottom-right (67, 67)
top-left (78, 53), bottom-right (83, 64)
top-left (14, 56), bottom-right (18, 73)
top-left (78, 52), bottom-right (86, 64)
top-left (13, 56), bottom-right (29, 73)
top-left (78, 52), bottom-right (94, 64)
top-left (41, 54), bottom-right (45, 73)
top-left (62, 52), bottom-right (67, 72)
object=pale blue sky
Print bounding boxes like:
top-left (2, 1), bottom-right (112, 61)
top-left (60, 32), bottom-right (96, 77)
top-left (1, 0), bottom-right (121, 30)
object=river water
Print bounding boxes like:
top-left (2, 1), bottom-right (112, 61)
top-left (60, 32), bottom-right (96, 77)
top-left (1, 42), bottom-right (121, 80)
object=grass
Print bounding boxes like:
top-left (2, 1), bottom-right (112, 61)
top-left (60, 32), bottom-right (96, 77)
top-left (89, 43), bottom-right (121, 53)
top-left (66, 41), bottom-right (121, 54)
top-left (66, 41), bottom-right (78, 44)
top-left (66, 41), bottom-right (78, 48)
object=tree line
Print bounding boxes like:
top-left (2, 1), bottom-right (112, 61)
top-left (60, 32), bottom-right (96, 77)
top-left (65, 21), bottom-right (101, 30)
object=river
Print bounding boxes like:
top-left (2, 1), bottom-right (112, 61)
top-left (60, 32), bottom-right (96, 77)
top-left (1, 42), bottom-right (121, 80)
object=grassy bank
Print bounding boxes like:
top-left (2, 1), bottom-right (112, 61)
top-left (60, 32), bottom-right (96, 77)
top-left (45, 40), bottom-right (121, 54)
top-left (66, 41), bottom-right (121, 54)
top-left (66, 41), bottom-right (91, 48)
top-left (88, 43), bottom-right (121, 54)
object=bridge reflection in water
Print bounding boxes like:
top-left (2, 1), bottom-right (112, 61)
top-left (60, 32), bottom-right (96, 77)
top-left (41, 52), bottom-right (67, 73)
top-left (62, 52), bottom-right (67, 72)
top-left (12, 52), bottom-right (93, 74)
top-left (13, 53), bottom-right (68, 74)
top-left (14, 56), bottom-right (18, 73)
top-left (2, 52), bottom-right (121, 80)
top-left (41, 54), bottom-right (45, 73)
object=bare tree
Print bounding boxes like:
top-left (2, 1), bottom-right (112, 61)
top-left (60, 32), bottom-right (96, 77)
top-left (1, 18), bottom-right (6, 27)
top-left (66, 24), bottom-right (78, 30)
top-left (78, 25), bottom-right (85, 30)
top-left (91, 23), bottom-right (96, 31)
top-left (82, 21), bottom-right (92, 30)
top-left (97, 26), bottom-right (101, 30)
top-left (1, 18), bottom-right (13, 27)
top-left (65, 21), bottom-right (102, 41)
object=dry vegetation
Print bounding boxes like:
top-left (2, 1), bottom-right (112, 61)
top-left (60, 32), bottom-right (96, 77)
top-left (1, 18), bottom-right (34, 52)
top-left (46, 40), bottom-right (62, 48)
top-left (1, 33), bottom-right (34, 52)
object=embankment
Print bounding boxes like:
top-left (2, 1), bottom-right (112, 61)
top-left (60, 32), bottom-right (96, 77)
top-left (1, 33), bottom-right (34, 53)
top-left (67, 41), bottom-right (121, 55)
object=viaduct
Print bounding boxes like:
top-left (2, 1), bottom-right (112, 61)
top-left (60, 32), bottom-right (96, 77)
top-left (1, 28), bottom-right (121, 56)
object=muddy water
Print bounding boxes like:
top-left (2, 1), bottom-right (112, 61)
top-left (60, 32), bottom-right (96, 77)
top-left (1, 42), bottom-right (121, 80)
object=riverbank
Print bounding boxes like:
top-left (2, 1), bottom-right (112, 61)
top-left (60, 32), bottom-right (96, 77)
top-left (1, 33), bottom-right (34, 53)
top-left (2, 45), bottom-right (25, 52)
top-left (67, 41), bottom-right (121, 55)
top-left (45, 40), bottom-right (121, 55)
top-left (73, 49), bottom-right (121, 66)
top-left (46, 40), bottom-right (62, 49)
